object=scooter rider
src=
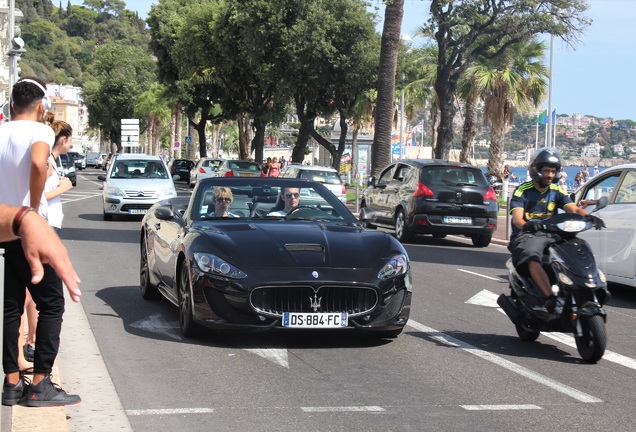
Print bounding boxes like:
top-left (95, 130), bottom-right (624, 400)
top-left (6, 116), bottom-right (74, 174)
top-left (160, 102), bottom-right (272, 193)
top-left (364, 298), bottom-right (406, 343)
top-left (508, 148), bottom-right (604, 311)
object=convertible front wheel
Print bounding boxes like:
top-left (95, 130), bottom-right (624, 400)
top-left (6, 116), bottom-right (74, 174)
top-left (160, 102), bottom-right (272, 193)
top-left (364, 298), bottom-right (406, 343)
top-left (179, 263), bottom-right (202, 338)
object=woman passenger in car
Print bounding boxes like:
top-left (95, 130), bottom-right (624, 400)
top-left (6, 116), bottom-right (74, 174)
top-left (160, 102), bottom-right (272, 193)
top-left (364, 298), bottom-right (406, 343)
top-left (211, 187), bottom-right (239, 218)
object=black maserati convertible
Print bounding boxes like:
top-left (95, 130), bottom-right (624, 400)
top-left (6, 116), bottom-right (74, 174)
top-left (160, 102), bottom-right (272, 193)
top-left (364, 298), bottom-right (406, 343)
top-left (140, 177), bottom-right (412, 338)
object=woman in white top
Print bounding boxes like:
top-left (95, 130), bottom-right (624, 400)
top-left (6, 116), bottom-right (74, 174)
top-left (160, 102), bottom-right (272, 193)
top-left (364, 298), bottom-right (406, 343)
top-left (44, 118), bottom-right (73, 233)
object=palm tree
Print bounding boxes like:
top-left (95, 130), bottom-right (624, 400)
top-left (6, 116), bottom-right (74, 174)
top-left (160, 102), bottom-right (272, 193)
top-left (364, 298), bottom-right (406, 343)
top-left (370, 0), bottom-right (404, 177)
top-left (136, 84), bottom-right (171, 156)
top-left (478, 39), bottom-right (548, 179)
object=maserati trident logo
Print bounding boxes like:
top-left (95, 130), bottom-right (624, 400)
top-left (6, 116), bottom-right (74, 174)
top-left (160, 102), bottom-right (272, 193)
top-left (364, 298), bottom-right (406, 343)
top-left (309, 294), bottom-right (322, 312)
top-left (311, 271), bottom-right (319, 279)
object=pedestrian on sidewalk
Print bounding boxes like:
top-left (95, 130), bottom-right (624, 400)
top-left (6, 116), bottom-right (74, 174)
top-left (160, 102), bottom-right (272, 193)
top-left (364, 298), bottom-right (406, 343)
top-left (0, 78), bottom-right (81, 407)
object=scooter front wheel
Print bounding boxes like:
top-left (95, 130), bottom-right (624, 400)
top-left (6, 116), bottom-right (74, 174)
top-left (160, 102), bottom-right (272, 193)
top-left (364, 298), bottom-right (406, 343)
top-left (575, 315), bottom-right (607, 363)
top-left (516, 317), bottom-right (540, 342)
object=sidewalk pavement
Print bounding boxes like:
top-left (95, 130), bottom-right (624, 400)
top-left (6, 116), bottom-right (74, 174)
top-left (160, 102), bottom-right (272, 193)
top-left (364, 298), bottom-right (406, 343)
top-left (492, 214), bottom-right (511, 246)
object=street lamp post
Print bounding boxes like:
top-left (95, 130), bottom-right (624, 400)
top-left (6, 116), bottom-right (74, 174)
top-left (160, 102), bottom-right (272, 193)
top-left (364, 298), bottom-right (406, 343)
top-left (8, 0), bottom-right (26, 100)
top-left (399, 72), bottom-right (405, 160)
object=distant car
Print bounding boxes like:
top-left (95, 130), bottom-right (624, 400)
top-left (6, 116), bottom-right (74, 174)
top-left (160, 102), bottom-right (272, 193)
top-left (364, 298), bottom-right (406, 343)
top-left (214, 159), bottom-right (265, 178)
top-left (279, 164), bottom-right (347, 203)
top-left (573, 163), bottom-right (636, 288)
top-left (67, 151), bottom-right (86, 170)
top-left (97, 154), bottom-right (177, 221)
top-left (85, 151), bottom-right (100, 167)
top-left (189, 158), bottom-right (223, 188)
top-left (102, 153), bottom-right (115, 171)
top-left (361, 159), bottom-right (498, 247)
top-left (168, 159), bottom-right (195, 183)
top-left (140, 177), bottom-right (410, 338)
top-left (96, 153), bottom-right (108, 169)
top-left (56, 154), bottom-right (77, 186)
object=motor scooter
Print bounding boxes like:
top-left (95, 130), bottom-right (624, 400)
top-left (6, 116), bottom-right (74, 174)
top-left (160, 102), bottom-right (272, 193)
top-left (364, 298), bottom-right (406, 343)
top-left (497, 197), bottom-right (610, 363)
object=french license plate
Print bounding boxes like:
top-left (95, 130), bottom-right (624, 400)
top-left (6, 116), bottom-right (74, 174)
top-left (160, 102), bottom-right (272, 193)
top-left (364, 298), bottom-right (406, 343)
top-left (444, 216), bottom-right (472, 224)
top-left (282, 312), bottom-right (348, 328)
top-left (128, 209), bottom-right (148, 215)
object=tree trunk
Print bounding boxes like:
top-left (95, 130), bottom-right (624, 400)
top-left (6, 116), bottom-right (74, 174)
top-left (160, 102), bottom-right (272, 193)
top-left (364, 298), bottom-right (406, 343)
top-left (351, 126), bottom-right (359, 183)
top-left (430, 102), bottom-right (439, 150)
top-left (252, 118), bottom-right (267, 163)
top-left (434, 79), bottom-right (456, 160)
top-left (236, 113), bottom-right (250, 160)
top-left (292, 96), bottom-right (315, 164)
top-left (370, 0), bottom-right (404, 177)
top-left (460, 93), bottom-right (478, 163)
top-left (487, 125), bottom-right (505, 179)
top-left (170, 105), bottom-right (177, 159)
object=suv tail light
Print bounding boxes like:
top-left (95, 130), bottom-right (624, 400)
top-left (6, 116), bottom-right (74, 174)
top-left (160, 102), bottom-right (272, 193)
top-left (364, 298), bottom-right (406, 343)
top-left (413, 182), bottom-right (434, 197)
top-left (199, 167), bottom-right (206, 173)
top-left (341, 184), bottom-right (346, 195)
top-left (484, 186), bottom-right (498, 201)
top-left (260, 172), bottom-right (267, 177)
top-left (224, 170), bottom-right (234, 177)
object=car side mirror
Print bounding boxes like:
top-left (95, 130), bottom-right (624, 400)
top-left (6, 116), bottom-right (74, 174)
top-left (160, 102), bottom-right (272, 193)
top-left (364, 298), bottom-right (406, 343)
top-left (367, 175), bottom-right (376, 187)
top-left (97, 174), bottom-right (106, 181)
top-left (594, 196), bottom-right (609, 211)
top-left (154, 205), bottom-right (174, 220)
top-left (358, 207), bottom-right (377, 222)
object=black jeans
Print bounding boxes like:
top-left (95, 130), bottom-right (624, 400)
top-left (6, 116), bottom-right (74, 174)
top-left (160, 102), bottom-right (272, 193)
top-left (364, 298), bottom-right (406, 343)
top-left (2, 239), bottom-right (65, 375)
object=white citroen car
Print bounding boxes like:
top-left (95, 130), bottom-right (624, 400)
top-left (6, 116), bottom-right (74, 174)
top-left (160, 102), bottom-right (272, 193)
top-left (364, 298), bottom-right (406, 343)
top-left (98, 154), bottom-right (178, 221)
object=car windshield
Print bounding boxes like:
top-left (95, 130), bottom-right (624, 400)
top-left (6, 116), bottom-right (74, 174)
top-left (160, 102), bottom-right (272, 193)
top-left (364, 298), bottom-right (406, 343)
top-left (201, 159), bottom-right (222, 168)
top-left (191, 179), bottom-right (356, 223)
top-left (110, 160), bottom-right (168, 179)
top-left (299, 170), bottom-right (342, 185)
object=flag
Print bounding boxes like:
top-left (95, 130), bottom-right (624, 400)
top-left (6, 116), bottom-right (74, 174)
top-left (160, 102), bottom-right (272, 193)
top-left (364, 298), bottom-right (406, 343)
top-left (533, 109), bottom-right (547, 124)
top-left (536, 108), bottom-right (557, 125)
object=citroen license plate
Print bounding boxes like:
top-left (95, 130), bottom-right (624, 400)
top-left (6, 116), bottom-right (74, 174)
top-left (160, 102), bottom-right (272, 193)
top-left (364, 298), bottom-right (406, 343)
top-left (443, 216), bottom-right (472, 224)
top-left (128, 209), bottom-right (148, 215)
top-left (282, 312), bottom-right (348, 328)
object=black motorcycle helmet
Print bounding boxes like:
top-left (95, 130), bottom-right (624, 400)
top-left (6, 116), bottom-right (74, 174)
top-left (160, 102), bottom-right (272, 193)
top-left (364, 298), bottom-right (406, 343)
top-left (529, 148), bottom-right (561, 183)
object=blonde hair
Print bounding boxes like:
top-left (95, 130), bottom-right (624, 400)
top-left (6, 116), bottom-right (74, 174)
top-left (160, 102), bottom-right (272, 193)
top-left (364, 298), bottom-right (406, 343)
top-left (213, 186), bottom-right (233, 201)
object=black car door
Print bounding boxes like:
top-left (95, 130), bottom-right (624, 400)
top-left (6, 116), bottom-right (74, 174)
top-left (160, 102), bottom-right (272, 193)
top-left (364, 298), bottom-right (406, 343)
top-left (367, 164), bottom-right (396, 222)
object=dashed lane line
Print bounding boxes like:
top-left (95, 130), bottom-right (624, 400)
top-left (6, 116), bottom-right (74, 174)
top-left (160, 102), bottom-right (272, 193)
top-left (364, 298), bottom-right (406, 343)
top-left (406, 319), bottom-right (602, 403)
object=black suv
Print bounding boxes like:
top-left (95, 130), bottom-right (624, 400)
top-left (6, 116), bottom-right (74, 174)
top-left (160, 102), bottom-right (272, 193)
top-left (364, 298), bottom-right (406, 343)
top-left (361, 160), bottom-right (498, 247)
top-left (168, 159), bottom-right (195, 183)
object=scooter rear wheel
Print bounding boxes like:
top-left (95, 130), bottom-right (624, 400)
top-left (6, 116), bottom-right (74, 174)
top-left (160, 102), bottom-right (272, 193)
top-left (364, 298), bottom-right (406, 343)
top-left (575, 315), bottom-right (606, 363)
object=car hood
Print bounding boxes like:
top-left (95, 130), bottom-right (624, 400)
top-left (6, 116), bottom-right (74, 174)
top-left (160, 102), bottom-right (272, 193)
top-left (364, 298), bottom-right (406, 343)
top-left (195, 222), bottom-right (391, 269)
top-left (104, 178), bottom-right (174, 189)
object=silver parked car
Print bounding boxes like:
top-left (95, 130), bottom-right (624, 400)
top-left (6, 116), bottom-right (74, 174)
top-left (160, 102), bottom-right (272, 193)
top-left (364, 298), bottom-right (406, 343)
top-left (279, 164), bottom-right (347, 203)
top-left (97, 154), bottom-right (178, 221)
top-left (574, 163), bottom-right (636, 287)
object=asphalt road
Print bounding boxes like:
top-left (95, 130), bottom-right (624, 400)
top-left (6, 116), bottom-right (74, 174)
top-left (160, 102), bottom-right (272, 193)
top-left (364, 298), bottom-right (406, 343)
top-left (34, 168), bottom-right (636, 431)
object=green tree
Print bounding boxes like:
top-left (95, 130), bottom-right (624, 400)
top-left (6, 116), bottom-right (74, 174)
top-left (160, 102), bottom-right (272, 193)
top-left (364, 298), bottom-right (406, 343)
top-left (426, 0), bottom-right (590, 160)
top-left (136, 83), bottom-right (171, 155)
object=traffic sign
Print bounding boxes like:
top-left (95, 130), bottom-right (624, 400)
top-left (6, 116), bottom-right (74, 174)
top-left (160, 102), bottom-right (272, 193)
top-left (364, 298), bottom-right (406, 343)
top-left (121, 118), bottom-right (140, 147)
top-left (184, 135), bottom-right (192, 145)
top-left (174, 141), bottom-right (180, 148)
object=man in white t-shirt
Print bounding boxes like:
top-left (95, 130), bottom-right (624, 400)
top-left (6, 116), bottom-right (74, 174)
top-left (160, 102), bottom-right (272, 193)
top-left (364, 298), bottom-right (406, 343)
top-left (267, 187), bottom-right (301, 216)
top-left (0, 78), bottom-right (81, 407)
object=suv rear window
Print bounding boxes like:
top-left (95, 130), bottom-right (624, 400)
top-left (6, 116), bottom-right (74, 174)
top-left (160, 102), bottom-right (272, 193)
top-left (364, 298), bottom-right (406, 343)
top-left (420, 167), bottom-right (488, 187)
top-left (229, 161), bottom-right (261, 171)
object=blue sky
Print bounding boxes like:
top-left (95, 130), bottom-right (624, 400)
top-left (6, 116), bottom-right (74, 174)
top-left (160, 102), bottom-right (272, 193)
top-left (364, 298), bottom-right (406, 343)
top-left (83, 0), bottom-right (634, 120)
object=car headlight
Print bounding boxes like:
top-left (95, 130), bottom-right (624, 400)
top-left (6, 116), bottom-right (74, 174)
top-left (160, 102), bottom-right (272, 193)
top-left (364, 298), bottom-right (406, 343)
top-left (161, 185), bottom-right (177, 197)
top-left (105, 186), bottom-right (124, 196)
top-left (378, 253), bottom-right (409, 279)
top-left (194, 253), bottom-right (247, 279)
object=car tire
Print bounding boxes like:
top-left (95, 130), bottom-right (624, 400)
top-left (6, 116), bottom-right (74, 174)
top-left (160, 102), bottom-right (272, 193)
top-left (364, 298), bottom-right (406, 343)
top-left (71, 180), bottom-right (77, 187)
top-left (395, 209), bottom-right (414, 243)
top-left (103, 212), bottom-right (113, 221)
top-left (471, 234), bottom-right (491, 247)
top-left (140, 234), bottom-right (159, 300)
top-left (360, 203), bottom-right (376, 229)
top-left (179, 263), bottom-right (202, 338)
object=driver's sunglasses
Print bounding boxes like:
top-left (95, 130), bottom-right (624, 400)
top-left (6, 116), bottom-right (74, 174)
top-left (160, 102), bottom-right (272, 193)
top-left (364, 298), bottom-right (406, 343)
top-left (285, 192), bottom-right (300, 198)
top-left (215, 197), bottom-right (232, 203)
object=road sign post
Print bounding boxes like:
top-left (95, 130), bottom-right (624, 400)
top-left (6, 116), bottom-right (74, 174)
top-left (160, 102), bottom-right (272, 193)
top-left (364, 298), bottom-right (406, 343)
top-left (121, 119), bottom-right (140, 151)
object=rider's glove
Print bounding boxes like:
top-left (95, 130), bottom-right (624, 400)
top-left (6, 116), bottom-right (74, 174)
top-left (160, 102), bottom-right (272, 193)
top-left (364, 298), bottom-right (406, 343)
top-left (589, 215), bottom-right (606, 230)
top-left (523, 220), bottom-right (542, 233)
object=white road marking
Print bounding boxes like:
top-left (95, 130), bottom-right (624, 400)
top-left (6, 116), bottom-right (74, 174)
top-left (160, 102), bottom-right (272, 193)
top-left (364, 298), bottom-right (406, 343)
top-left (126, 408), bottom-right (214, 416)
top-left (243, 348), bottom-right (289, 368)
top-left (129, 313), bottom-right (182, 340)
top-left (406, 319), bottom-right (602, 403)
top-left (461, 404), bottom-right (541, 411)
top-left (462, 279), bottom-right (636, 372)
top-left (457, 268), bottom-right (504, 282)
top-left (466, 289), bottom-right (501, 307)
top-left (301, 406), bottom-right (385, 413)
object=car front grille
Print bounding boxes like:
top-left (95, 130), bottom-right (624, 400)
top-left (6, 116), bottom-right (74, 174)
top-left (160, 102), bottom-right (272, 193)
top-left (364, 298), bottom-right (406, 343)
top-left (123, 189), bottom-right (158, 198)
top-left (250, 285), bottom-right (378, 317)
